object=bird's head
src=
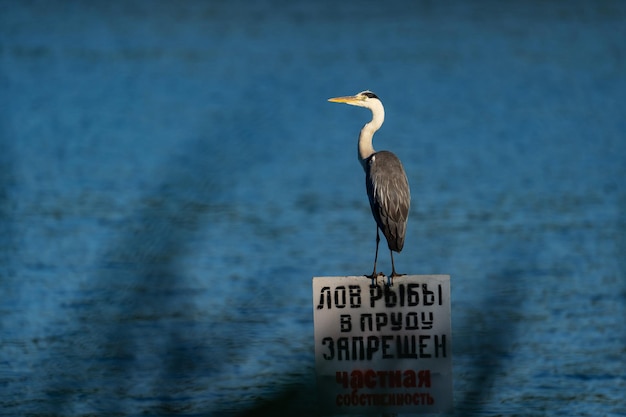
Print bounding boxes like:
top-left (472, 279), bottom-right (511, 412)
top-left (328, 90), bottom-right (381, 109)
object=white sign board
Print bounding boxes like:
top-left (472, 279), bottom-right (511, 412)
top-left (313, 275), bottom-right (452, 415)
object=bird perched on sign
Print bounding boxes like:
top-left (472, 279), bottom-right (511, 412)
top-left (328, 91), bottom-right (410, 286)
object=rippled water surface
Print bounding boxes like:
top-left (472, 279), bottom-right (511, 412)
top-left (1, 1), bottom-right (625, 416)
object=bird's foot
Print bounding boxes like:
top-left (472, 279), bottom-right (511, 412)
top-left (365, 271), bottom-right (385, 287)
top-left (387, 272), bottom-right (406, 287)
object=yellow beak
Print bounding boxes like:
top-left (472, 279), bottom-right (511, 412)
top-left (328, 95), bottom-right (361, 104)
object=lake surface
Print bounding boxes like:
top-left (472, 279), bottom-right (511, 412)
top-left (1, 1), bottom-right (625, 416)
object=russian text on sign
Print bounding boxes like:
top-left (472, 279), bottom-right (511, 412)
top-left (313, 275), bottom-right (453, 414)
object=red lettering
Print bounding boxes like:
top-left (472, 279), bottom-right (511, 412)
top-left (364, 369), bottom-right (376, 388)
top-left (334, 369), bottom-right (436, 408)
top-left (403, 369), bottom-right (416, 387)
top-left (418, 370), bottom-right (431, 387)
top-left (389, 370), bottom-right (402, 387)
top-left (350, 390), bottom-right (359, 405)
top-left (335, 371), bottom-right (348, 388)
top-left (376, 370), bottom-right (388, 387)
top-left (350, 370), bottom-right (363, 389)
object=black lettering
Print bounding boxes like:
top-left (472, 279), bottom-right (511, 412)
top-left (423, 284), bottom-right (434, 306)
top-left (340, 314), bottom-right (352, 332)
top-left (375, 312), bottom-right (388, 331)
top-left (349, 285), bottom-right (361, 307)
top-left (381, 335), bottom-right (394, 359)
top-left (337, 337), bottom-right (349, 360)
top-left (438, 284), bottom-right (443, 305)
top-left (421, 311), bottom-right (433, 329)
top-left (334, 286), bottom-right (346, 308)
top-left (370, 285), bottom-right (382, 307)
top-left (322, 337), bottom-right (334, 359)
top-left (360, 314), bottom-right (373, 331)
top-left (366, 336), bottom-right (380, 360)
top-left (384, 285), bottom-right (397, 307)
top-left (435, 334), bottom-right (447, 357)
top-left (390, 312), bottom-right (402, 331)
top-left (407, 283), bottom-right (420, 306)
top-left (405, 311), bottom-right (419, 330)
top-left (419, 335), bottom-right (431, 358)
top-left (397, 335), bottom-right (417, 359)
top-left (317, 286), bottom-right (331, 309)
top-left (351, 336), bottom-right (365, 360)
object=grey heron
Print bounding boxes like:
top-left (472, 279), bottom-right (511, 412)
top-left (328, 91), bottom-right (410, 285)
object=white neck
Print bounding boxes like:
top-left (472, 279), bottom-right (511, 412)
top-left (358, 100), bottom-right (385, 169)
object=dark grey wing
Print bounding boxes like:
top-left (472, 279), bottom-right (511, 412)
top-left (365, 150), bottom-right (410, 252)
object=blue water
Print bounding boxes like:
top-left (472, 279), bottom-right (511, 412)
top-left (1, 1), bottom-right (625, 416)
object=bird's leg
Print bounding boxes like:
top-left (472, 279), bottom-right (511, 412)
top-left (388, 250), bottom-right (405, 287)
top-left (366, 229), bottom-right (382, 286)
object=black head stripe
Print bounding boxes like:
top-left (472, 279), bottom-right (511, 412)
top-left (362, 91), bottom-right (379, 100)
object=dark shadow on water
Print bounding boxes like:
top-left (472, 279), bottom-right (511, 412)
top-left (41, 136), bottom-right (222, 414)
top-left (454, 267), bottom-right (527, 416)
top-left (0, 111), bottom-right (16, 286)
top-left (34, 113), bottom-right (323, 415)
